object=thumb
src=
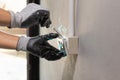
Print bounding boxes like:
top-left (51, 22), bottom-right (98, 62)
top-left (42, 33), bottom-right (59, 41)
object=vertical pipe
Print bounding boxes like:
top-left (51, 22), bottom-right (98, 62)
top-left (69, 0), bottom-right (74, 36)
top-left (27, 0), bottom-right (40, 80)
top-left (62, 1), bottom-right (78, 80)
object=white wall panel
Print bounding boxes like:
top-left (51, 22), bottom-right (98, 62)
top-left (40, 0), bottom-right (76, 80)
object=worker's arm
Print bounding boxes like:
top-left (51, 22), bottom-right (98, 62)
top-left (0, 3), bottom-right (64, 61)
top-left (0, 9), bottom-right (11, 26)
top-left (0, 31), bottom-right (18, 49)
top-left (0, 31), bottom-right (64, 60)
top-left (0, 3), bottom-right (51, 28)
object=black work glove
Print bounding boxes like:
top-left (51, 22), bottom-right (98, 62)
top-left (17, 33), bottom-right (65, 61)
top-left (21, 10), bottom-right (51, 28)
top-left (9, 3), bottom-right (51, 28)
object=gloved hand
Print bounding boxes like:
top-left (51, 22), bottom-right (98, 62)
top-left (17, 33), bottom-right (65, 61)
top-left (9, 3), bottom-right (51, 28)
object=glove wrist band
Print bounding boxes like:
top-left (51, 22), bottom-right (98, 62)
top-left (16, 36), bottom-right (30, 51)
top-left (8, 11), bottom-right (21, 28)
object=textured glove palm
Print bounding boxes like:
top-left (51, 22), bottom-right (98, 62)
top-left (17, 33), bottom-right (64, 61)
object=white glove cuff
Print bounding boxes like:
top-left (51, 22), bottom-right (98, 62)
top-left (9, 11), bottom-right (21, 28)
top-left (17, 36), bottom-right (30, 51)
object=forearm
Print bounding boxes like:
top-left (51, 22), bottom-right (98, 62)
top-left (0, 31), bottom-right (19, 49)
top-left (0, 8), bottom-right (11, 26)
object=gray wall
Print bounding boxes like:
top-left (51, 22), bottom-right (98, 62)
top-left (74, 0), bottom-right (120, 80)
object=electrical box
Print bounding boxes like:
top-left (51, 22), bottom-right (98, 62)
top-left (67, 36), bottom-right (79, 54)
